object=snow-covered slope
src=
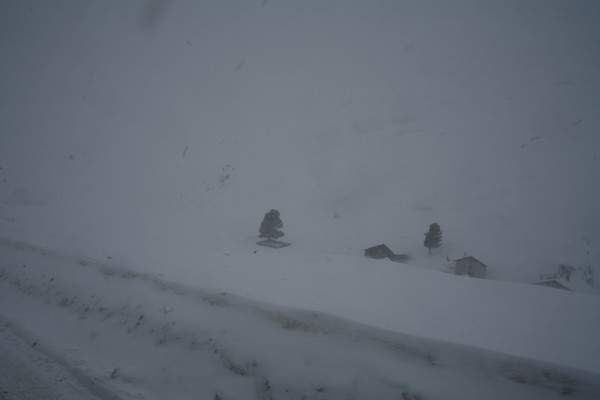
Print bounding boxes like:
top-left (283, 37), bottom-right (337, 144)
top-left (1, 238), bottom-right (600, 399)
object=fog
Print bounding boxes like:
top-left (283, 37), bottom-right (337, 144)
top-left (1, 0), bottom-right (599, 281)
top-left (1, 2), bottom-right (600, 397)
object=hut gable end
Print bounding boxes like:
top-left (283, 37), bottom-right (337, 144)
top-left (455, 256), bottom-right (487, 278)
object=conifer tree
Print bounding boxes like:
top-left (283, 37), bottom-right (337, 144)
top-left (259, 209), bottom-right (284, 239)
top-left (424, 223), bottom-right (443, 254)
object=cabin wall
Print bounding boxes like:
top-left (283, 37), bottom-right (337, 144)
top-left (455, 259), bottom-right (486, 278)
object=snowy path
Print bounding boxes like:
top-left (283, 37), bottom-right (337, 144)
top-left (0, 317), bottom-right (118, 400)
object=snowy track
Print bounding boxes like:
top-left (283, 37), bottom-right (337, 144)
top-left (0, 317), bottom-right (119, 400)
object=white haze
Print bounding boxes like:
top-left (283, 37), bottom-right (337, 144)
top-left (1, 1), bottom-right (600, 304)
top-left (2, 0), bottom-right (599, 284)
top-left (1, 1), bottom-right (600, 399)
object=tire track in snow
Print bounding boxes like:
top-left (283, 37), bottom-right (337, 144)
top-left (0, 317), bottom-right (121, 400)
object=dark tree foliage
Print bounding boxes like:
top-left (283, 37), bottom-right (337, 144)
top-left (424, 223), bottom-right (443, 254)
top-left (259, 209), bottom-right (284, 239)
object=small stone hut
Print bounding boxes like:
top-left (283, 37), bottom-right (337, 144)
top-left (455, 256), bottom-right (487, 278)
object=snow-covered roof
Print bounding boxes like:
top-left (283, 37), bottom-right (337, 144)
top-left (454, 256), bottom-right (486, 266)
top-left (533, 278), bottom-right (598, 295)
top-left (532, 279), bottom-right (572, 291)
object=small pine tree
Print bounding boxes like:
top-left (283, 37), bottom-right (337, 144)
top-left (424, 223), bottom-right (443, 254)
top-left (259, 209), bottom-right (284, 239)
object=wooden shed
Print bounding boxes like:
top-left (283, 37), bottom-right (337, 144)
top-left (532, 279), bottom-right (572, 291)
top-left (454, 256), bottom-right (487, 278)
top-left (364, 244), bottom-right (395, 259)
top-left (364, 244), bottom-right (409, 263)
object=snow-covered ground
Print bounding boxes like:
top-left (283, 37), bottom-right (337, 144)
top-left (1, 237), bottom-right (599, 399)
top-left (1, 0), bottom-right (600, 398)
